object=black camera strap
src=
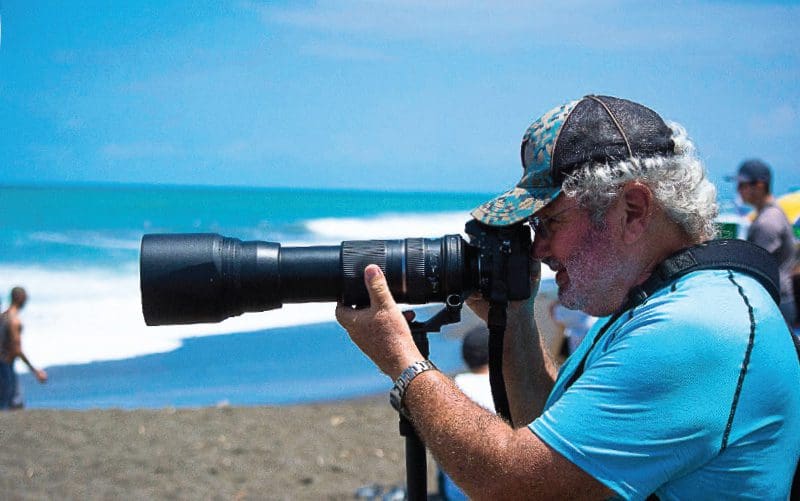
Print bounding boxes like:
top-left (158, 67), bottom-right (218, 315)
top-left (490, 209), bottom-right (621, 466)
top-left (629, 238), bottom-right (781, 307)
top-left (487, 234), bottom-right (514, 424)
top-left (488, 302), bottom-right (512, 423)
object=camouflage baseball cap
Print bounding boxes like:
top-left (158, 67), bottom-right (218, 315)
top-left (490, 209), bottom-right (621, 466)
top-left (471, 95), bottom-right (675, 226)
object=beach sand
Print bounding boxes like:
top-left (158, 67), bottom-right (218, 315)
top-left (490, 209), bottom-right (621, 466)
top-left (0, 292), bottom-right (567, 499)
top-left (0, 399), bottom-right (440, 500)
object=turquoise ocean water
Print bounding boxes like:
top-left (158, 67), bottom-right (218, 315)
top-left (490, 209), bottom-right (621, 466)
top-left (0, 184), bottom-right (492, 409)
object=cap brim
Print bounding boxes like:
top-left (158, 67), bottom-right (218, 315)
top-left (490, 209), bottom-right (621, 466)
top-left (726, 174), bottom-right (760, 184)
top-left (725, 174), bottom-right (750, 183)
top-left (470, 186), bottom-right (561, 226)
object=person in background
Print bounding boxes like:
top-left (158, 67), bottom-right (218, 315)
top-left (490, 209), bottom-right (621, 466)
top-left (438, 328), bottom-right (495, 501)
top-left (794, 260), bottom-right (800, 329)
top-left (453, 328), bottom-right (494, 412)
top-left (732, 159), bottom-right (798, 326)
top-left (550, 301), bottom-right (597, 356)
top-left (337, 95), bottom-right (800, 498)
top-left (0, 287), bottom-right (47, 409)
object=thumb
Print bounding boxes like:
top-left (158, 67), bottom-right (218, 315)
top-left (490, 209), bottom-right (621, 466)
top-left (364, 264), bottom-right (395, 308)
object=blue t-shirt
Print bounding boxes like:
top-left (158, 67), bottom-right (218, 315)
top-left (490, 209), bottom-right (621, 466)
top-left (530, 269), bottom-right (800, 500)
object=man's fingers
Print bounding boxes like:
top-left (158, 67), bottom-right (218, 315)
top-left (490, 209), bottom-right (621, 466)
top-left (335, 304), bottom-right (356, 329)
top-left (364, 264), bottom-right (395, 309)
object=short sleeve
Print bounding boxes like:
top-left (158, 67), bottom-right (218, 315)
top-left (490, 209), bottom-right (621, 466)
top-left (748, 207), bottom-right (788, 254)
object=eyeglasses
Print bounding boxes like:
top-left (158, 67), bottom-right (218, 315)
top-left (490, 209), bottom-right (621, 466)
top-left (528, 204), bottom-right (580, 239)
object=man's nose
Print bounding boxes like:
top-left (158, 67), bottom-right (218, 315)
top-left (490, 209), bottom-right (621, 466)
top-left (532, 233), bottom-right (550, 260)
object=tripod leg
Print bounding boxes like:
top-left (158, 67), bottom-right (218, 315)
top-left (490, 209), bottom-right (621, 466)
top-left (399, 317), bottom-right (432, 500)
top-left (402, 417), bottom-right (427, 500)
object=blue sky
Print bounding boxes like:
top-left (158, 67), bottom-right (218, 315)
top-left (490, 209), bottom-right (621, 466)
top-left (1, 1), bottom-right (798, 198)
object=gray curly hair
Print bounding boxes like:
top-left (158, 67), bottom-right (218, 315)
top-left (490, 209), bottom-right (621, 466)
top-left (561, 121), bottom-right (719, 242)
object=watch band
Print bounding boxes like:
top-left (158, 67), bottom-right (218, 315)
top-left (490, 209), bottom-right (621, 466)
top-left (389, 359), bottom-right (438, 417)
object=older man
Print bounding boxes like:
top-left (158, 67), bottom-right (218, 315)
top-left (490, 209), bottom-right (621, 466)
top-left (336, 96), bottom-right (800, 499)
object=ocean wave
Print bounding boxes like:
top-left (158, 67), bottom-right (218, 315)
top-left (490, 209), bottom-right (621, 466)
top-left (0, 264), bottom-right (338, 370)
top-left (303, 211), bottom-right (472, 242)
top-left (16, 211), bottom-right (476, 256)
top-left (28, 231), bottom-right (142, 251)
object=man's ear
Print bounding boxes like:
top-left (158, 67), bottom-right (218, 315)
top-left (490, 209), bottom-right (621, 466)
top-left (620, 182), bottom-right (653, 245)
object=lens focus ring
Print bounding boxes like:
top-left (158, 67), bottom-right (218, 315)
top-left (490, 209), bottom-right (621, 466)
top-left (405, 238), bottom-right (426, 303)
top-left (341, 240), bottom-right (387, 306)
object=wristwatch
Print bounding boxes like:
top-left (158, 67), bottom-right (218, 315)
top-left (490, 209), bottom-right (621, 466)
top-left (389, 359), bottom-right (438, 417)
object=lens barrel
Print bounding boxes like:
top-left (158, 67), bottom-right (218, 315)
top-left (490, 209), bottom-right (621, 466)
top-left (140, 233), bottom-right (471, 326)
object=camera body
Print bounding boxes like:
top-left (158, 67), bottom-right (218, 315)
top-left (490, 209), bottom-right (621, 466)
top-left (140, 219), bottom-right (531, 325)
top-left (462, 219), bottom-right (531, 303)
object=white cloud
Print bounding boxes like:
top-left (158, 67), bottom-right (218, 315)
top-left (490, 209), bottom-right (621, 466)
top-left (250, 0), bottom-right (799, 55)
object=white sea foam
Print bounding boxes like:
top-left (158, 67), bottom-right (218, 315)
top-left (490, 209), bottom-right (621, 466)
top-left (28, 231), bottom-right (141, 251)
top-left (304, 211), bottom-right (472, 242)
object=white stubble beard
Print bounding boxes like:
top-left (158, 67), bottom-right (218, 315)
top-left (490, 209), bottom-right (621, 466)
top-left (557, 224), bottom-right (632, 317)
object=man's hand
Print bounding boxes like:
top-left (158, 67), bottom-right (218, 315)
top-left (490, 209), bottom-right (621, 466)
top-left (35, 368), bottom-right (47, 383)
top-left (335, 265), bottom-right (424, 380)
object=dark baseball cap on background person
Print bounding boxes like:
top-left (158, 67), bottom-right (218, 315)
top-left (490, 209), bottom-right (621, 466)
top-left (462, 328), bottom-right (490, 370)
top-left (471, 95), bottom-right (676, 227)
top-left (726, 159), bottom-right (772, 186)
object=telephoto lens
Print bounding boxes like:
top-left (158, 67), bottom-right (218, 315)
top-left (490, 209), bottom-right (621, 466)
top-left (140, 233), bottom-right (473, 326)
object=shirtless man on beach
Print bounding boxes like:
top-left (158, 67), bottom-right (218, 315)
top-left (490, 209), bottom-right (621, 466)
top-left (0, 287), bottom-right (47, 410)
